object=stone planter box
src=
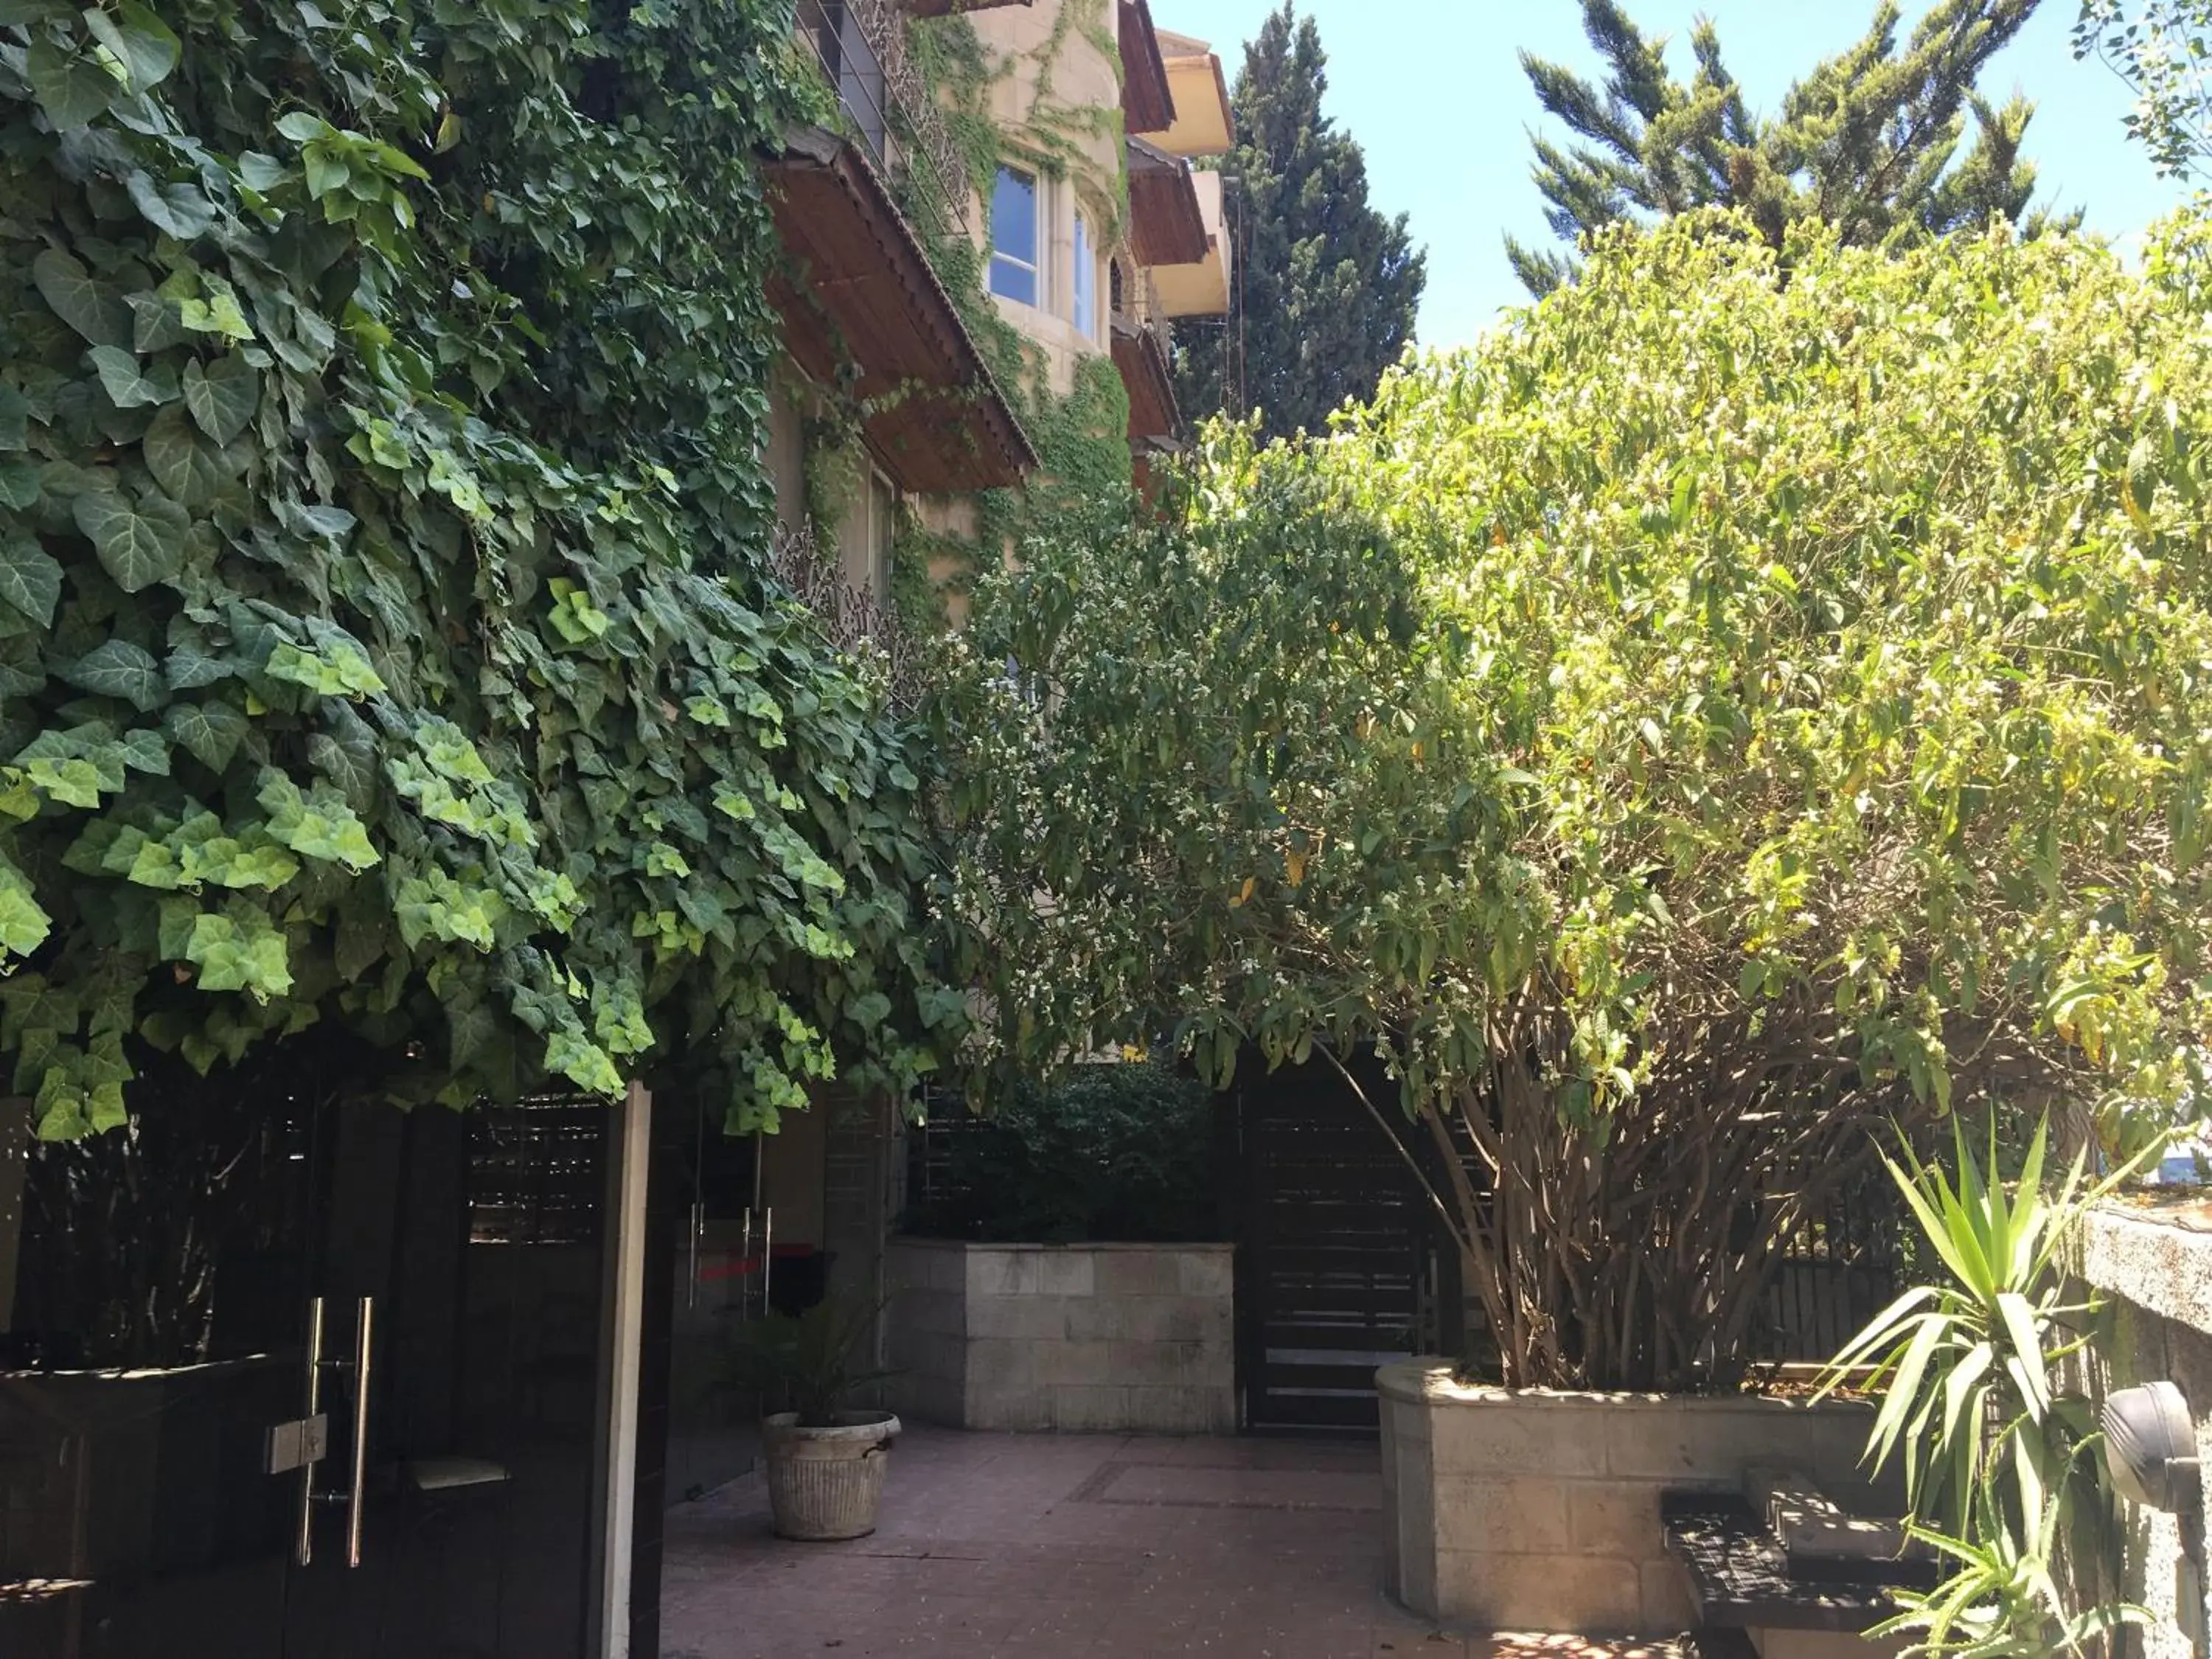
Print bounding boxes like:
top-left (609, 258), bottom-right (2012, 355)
top-left (1378, 1359), bottom-right (1895, 1635)
top-left (884, 1239), bottom-right (1235, 1435)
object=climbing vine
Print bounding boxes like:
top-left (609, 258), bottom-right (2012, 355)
top-left (0, 0), bottom-right (967, 1139)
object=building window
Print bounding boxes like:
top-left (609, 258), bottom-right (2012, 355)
top-left (1073, 211), bottom-right (1096, 340)
top-left (837, 467), bottom-right (897, 598)
top-left (990, 166), bottom-right (1039, 306)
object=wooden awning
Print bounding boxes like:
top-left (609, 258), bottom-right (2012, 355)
top-left (904, 0), bottom-right (1031, 14)
top-left (1113, 319), bottom-right (1179, 445)
top-left (1126, 137), bottom-right (1210, 268)
top-left (1119, 0), bottom-right (1176, 136)
top-left (764, 128), bottom-right (1034, 494)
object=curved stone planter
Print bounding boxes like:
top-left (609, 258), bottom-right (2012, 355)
top-left (762, 1411), bottom-right (900, 1541)
top-left (1377, 1359), bottom-right (1890, 1634)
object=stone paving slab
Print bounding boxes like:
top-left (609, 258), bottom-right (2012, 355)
top-left (660, 1426), bottom-right (1689, 1659)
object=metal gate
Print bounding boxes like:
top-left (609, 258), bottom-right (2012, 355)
top-left (1231, 1058), bottom-right (1439, 1432)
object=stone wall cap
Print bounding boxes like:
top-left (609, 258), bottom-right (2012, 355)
top-left (2083, 1203), bottom-right (2212, 1333)
top-left (1374, 1357), bottom-right (1873, 1413)
top-left (2092, 1194), bottom-right (2212, 1234)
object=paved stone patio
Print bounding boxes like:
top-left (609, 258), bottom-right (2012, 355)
top-left (659, 1426), bottom-right (1688, 1658)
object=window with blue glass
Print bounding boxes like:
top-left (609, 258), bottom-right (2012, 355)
top-left (990, 166), bottom-right (1039, 306)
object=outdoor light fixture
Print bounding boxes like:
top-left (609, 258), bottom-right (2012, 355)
top-left (2104, 1381), bottom-right (2203, 1513)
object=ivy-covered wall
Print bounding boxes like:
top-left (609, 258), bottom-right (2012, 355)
top-left (0, 0), bottom-right (966, 1139)
top-left (900, 1), bottom-right (1138, 619)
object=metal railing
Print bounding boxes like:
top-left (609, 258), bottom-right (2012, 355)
top-left (796, 0), bottom-right (970, 235)
top-left (767, 524), bottom-right (927, 710)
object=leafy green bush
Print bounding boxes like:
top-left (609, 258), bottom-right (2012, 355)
top-left (904, 1061), bottom-right (1220, 1244)
top-left (947, 210), bottom-right (2212, 1388)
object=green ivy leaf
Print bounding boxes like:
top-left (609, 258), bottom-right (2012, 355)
top-left (127, 291), bottom-right (187, 352)
top-left (88, 344), bottom-right (176, 410)
top-left (122, 832), bottom-right (184, 890)
top-left (165, 636), bottom-right (233, 690)
top-left (165, 699), bottom-right (249, 771)
top-left (0, 463), bottom-right (41, 511)
top-left (177, 286), bottom-right (254, 343)
top-left (204, 842), bottom-right (300, 891)
top-left (260, 771), bottom-right (380, 870)
top-left (267, 640), bottom-right (386, 698)
top-left (73, 484), bottom-right (188, 591)
top-left (32, 248), bottom-right (130, 347)
top-left (185, 908), bottom-right (292, 998)
top-left (0, 386), bottom-right (27, 451)
top-left (448, 998), bottom-right (500, 1072)
top-left (0, 857), bottom-right (53, 959)
top-left (125, 172), bottom-right (216, 241)
top-left (26, 757), bottom-right (106, 809)
top-left (61, 640), bottom-right (163, 710)
top-left (117, 728), bottom-right (168, 775)
top-left (0, 533), bottom-right (63, 629)
top-left (544, 1025), bottom-right (624, 1096)
top-left (0, 768), bottom-right (38, 822)
top-left (24, 35), bottom-right (116, 130)
top-left (308, 714), bottom-right (378, 807)
top-left (86, 1079), bottom-right (127, 1133)
top-left (181, 354), bottom-right (260, 445)
top-left (143, 403), bottom-right (231, 507)
top-left (83, 4), bottom-right (181, 94)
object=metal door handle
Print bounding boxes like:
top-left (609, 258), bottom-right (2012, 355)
top-left (346, 1295), bottom-right (374, 1568)
top-left (687, 1199), bottom-right (703, 1310)
top-left (295, 1296), bottom-right (325, 1567)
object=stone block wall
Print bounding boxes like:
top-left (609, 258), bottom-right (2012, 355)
top-left (1377, 1360), bottom-right (1892, 1635)
top-left (2080, 1205), bottom-right (2212, 1659)
top-left (883, 1239), bottom-right (1236, 1435)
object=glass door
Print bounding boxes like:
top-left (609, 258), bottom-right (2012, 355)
top-left (282, 1096), bottom-right (612, 1659)
top-left (1, 1043), bottom-right (615, 1659)
top-left (662, 1095), bottom-right (763, 1505)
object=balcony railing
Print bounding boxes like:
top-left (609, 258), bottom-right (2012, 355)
top-left (767, 524), bottom-right (926, 710)
top-left (796, 0), bottom-right (970, 237)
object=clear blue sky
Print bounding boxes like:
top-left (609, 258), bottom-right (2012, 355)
top-left (1154, 0), bottom-right (2197, 348)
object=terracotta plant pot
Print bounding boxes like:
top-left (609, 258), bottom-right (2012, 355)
top-left (761, 1410), bottom-right (900, 1540)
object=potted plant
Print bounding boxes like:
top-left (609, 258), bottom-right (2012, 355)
top-left (727, 1295), bottom-right (900, 1541)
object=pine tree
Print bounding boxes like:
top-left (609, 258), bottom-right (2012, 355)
top-left (1174, 3), bottom-right (1425, 441)
top-left (1509, 0), bottom-right (2065, 296)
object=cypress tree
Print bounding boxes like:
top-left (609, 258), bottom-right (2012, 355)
top-left (1509, 0), bottom-right (2065, 296)
top-left (1174, 3), bottom-right (1425, 441)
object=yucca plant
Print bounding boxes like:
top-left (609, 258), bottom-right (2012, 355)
top-left (1818, 1114), bottom-right (2160, 1656)
top-left (1820, 1117), bottom-right (2108, 1532)
top-left (1873, 1461), bottom-right (2146, 1658)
